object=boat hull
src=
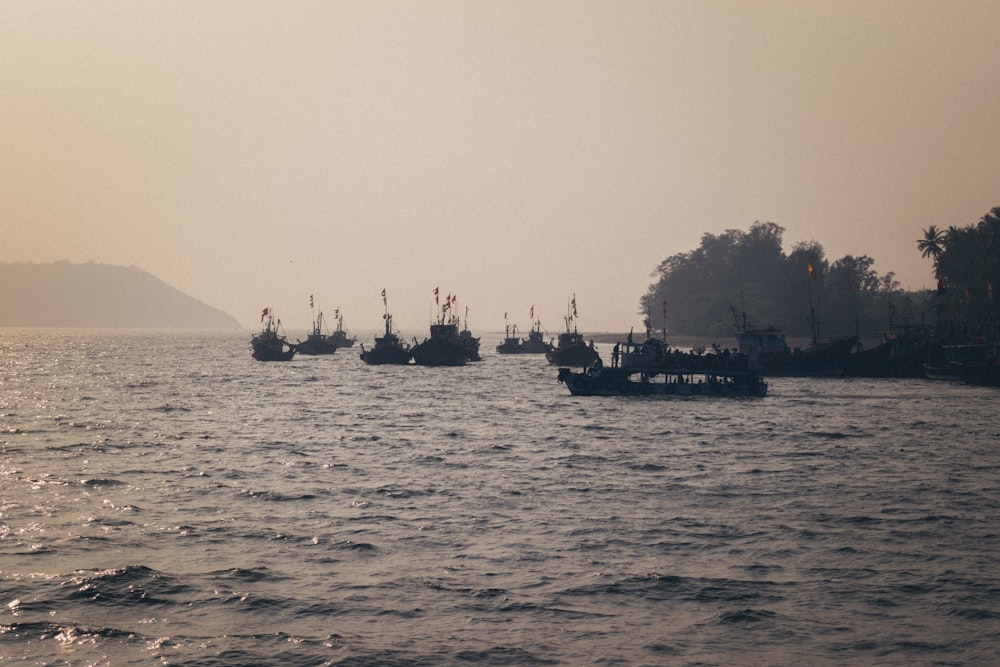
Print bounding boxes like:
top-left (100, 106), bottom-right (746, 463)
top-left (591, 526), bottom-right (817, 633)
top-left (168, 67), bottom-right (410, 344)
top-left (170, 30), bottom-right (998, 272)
top-left (251, 343), bottom-right (296, 362)
top-left (411, 337), bottom-right (467, 366)
top-left (360, 346), bottom-right (412, 365)
top-left (558, 367), bottom-right (767, 397)
top-left (295, 335), bottom-right (338, 355)
top-left (546, 342), bottom-right (600, 367)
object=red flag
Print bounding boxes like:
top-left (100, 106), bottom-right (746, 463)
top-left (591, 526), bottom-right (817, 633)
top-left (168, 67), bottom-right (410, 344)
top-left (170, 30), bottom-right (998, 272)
top-left (309, 294), bottom-right (314, 308)
top-left (530, 305), bottom-right (534, 319)
top-left (571, 294), bottom-right (577, 317)
top-left (261, 307), bottom-right (269, 322)
top-left (662, 298), bottom-right (667, 318)
top-left (434, 287), bottom-right (439, 305)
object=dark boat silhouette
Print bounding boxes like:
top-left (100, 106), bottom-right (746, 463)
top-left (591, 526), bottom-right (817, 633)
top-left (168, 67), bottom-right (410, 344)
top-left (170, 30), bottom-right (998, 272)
top-left (360, 292), bottom-right (412, 365)
top-left (295, 304), bottom-right (338, 355)
top-left (497, 315), bottom-right (553, 354)
top-left (558, 335), bottom-right (766, 397)
top-left (546, 295), bottom-right (599, 367)
top-left (252, 309), bottom-right (296, 361)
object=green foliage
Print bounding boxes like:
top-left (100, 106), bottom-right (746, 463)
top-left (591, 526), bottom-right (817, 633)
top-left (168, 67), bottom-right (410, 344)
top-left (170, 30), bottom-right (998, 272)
top-left (918, 206), bottom-right (1000, 340)
top-left (643, 221), bottom-right (916, 340)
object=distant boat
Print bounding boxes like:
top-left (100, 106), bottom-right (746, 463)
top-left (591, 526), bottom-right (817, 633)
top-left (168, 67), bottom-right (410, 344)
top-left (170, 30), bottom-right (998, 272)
top-left (360, 292), bottom-right (412, 365)
top-left (497, 317), bottom-right (553, 354)
top-left (252, 309), bottom-right (296, 361)
top-left (329, 311), bottom-right (357, 348)
top-left (546, 295), bottom-right (599, 367)
top-left (295, 306), bottom-right (338, 356)
top-left (411, 291), bottom-right (471, 366)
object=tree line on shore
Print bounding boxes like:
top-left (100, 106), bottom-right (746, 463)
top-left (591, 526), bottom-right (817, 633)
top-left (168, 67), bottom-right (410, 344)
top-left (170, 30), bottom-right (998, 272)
top-left (640, 207), bottom-right (1000, 343)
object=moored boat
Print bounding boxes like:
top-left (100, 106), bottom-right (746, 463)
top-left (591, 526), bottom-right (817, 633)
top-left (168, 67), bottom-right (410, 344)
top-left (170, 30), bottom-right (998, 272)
top-left (557, 335), bottom-right (766, 397)
top-left (329, 310), bottom-right (357, 348)
top-left (295, 300), bottom-right (338, 355)
top-left (411, 290), bottom-right (474, 366)
top-left (733, 309), bottom-right (853, 377)
top-left (252, 308), bottom-right (297, 361)
top-left (923, 341), bottom-right (997, 384)
top-left (545, 295), bottom-right (599, 367)
top-left (360, 291), bottom-right (412, 365)
top-left (497, 312), bottom-right (553, 354)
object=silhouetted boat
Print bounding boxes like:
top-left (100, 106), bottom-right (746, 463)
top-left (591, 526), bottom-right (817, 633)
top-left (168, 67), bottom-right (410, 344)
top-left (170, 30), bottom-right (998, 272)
top-left (252, 309), bottom-right (296, 361)
top-left (411, 320), bottom-right (468, 366)
top-left (329, 311), bottom-right (357, 348)
top-left (545, 296), bottom-right (599, 367)
top-left (557, 335), bottom-right (766, 397)
top-left (732, 307), bottom-right (854, 377)
top-left (295, 307), bottom-right (338, 355)
top-left (360, 293), bottom-right (412, 365)
top-left (843, 323), bottom-right (930, 378)
top-left (924, 342), bottom-right (999, 384)
top-left (411, 291), bottom-right (476, 366)
top-left (497, 317), bottom-right (553, 354)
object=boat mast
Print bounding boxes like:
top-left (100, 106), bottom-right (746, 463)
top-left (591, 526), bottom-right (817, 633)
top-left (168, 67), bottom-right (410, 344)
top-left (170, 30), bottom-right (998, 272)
top-left (807, 262), bottom-right (819, 348)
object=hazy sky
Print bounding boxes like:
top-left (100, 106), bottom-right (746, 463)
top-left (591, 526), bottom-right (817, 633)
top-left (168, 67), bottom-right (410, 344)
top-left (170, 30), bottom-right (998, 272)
top-left (3, 1), bottom-right (998, 333)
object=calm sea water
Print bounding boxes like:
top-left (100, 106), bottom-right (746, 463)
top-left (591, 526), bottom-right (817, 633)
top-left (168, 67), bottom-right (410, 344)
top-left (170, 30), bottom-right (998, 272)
top-left (2, 329), bottom-right (999, 666)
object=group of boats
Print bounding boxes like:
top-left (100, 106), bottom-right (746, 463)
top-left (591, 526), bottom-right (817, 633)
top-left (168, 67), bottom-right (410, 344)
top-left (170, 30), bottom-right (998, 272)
top-left (252, 294), bottom-right (603, 369)
top-left (731, 318), bottom-right (1000, 387)
top-left (252, 298), bottom-right (1000, 395)
top-left (250, 306), bottom-right (355, 362)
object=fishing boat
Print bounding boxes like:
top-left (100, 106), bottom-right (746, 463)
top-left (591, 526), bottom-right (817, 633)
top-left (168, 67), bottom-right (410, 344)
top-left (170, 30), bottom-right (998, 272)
top-left (557, 335), bottom-right (767, 397)
top-left (295, 301), bottom-right (338, 355)
top-left (924, 341), bottom-right (999, 384)
top-left (496, 315), bottom-right (553, 354)
top-left (842, 323), bottom-right (930, 378)
top-left (329, 310), bottom-right (357, 348)
top-left (411, 291), bottom-right (475, 366)
top-left (545, 295), bottom-right (599, 367)
top-left (251, 308), bottom-right (297, 361)
top-left (732, 307), bottom-right (854, 377)
top-left (360, 292), bottom-right (412, 365)
top-left (411, 319), bottom-right (468, 366)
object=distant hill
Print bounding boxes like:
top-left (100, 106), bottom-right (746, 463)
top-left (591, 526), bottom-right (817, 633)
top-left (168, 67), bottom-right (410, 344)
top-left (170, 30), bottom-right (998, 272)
top-left (0, 261), bottom-right (240, 329)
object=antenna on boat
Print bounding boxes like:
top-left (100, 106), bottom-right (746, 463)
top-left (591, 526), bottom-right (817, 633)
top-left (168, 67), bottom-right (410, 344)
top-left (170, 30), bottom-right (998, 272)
top-left (736, 264), bottom-right (749, 333)
top-left (806, 261), bottom-right (819, 348)
top-left (662, 297), bottom-right (668, 345)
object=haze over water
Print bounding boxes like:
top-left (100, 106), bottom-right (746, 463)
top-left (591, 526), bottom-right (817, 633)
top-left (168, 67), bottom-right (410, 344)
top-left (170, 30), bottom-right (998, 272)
top-left (2, 330), bottom-right (999, 665)
top-left (3, 3), bottom-right (999, 331)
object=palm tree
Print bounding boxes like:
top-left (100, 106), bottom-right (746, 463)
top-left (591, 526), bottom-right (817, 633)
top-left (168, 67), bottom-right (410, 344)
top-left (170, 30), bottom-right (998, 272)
top-left (917, 225), bottom-right (945, 261)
